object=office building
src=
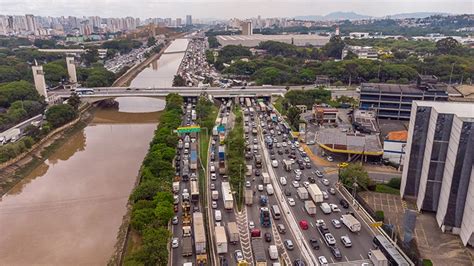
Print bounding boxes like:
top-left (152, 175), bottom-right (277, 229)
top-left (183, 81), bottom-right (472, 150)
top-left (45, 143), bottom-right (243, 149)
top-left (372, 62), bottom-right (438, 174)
top-left (342, 45), bottom-right (378, 60)
top-left (241, 21), bottom-right (253, 35)
top-left (186, 15), bottom-right (192, 26)
top-left (359, 75), bottom-right (450, 119)
top-left (401, 101), bottom-right (474, 246)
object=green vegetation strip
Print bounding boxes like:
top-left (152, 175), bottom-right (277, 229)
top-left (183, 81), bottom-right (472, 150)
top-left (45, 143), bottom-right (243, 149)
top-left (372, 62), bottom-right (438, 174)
top-left (375, 184), bottom-right (400, 195)
top-left (124, 94), bottom-right (183, 266)
top-left (226, 106), bottom-right (245, 210)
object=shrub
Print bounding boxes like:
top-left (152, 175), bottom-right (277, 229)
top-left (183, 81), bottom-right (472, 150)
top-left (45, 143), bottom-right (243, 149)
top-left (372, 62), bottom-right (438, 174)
top-left (375, 210), bottom-right (385, 222)
top-left (387, 177), bottom-right (401, 189)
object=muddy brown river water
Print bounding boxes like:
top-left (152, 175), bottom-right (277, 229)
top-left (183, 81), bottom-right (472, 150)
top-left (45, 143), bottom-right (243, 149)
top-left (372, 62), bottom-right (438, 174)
top-left (0, 97), bottom-right (164, 265)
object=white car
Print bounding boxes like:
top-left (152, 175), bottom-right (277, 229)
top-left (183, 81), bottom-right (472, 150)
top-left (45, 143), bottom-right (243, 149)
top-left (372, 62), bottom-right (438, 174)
top-left (288, 198), bottom-right (296, 206)
top-left (322, 191), bottom-right (329, 199)
top-left (315, 170), bottom-right (323, 177)
top-left (318, 256), bottom-right (328, 266)
top-left (303, 181), bottom-right (310, 188)
top-left (210, 183), bottom-right (216, 190)
top-left (249, 221), bottom-right (255, 230)
top-left (326, 156), bottom-right (334, 162)
top-left (212, 201), bottom-right (218, 209)
top-left (246, 181), bottom-right (251, 188)
top-left (271, 160), bottom-right (279, 168)
top-left (325, 233), bottom-right (336, 245)
top-left (294, 169), bottom-right (302, 175)
top-left (172, 237), bottom-right (179, 248)
top-left (331, 219), bottom-right (342, 229)
top-left (341, 235), bottom-right (352, 247)
top-left (294, 141), bottom-right (300, 147)
top-left (280, 176), bottom-right (287, 186)
top-left (322, 179), bottom-right (330, 186)
top-left (330, 203), bottom-right (341, 212)
top-left (258, 184), bottom-right (264, 191)
top-left (292, 181), bottom-right (300, 188)
top-left (304, 157), bottom-right (310, 163)
top-left (282, 142), bottom-right (287, 147)
top-left (298, 147), bottom-right (304, 152)
top-left (211, 173), bottom-right (217, 180)
top-left (316, 219), bottom-right (325, 226)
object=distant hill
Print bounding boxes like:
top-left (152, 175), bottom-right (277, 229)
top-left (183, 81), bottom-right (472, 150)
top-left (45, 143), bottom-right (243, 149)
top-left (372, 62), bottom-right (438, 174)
top-left (387, 12), bottom-right (451, 19)
top-left (294, 11), bottom-right (453, 21)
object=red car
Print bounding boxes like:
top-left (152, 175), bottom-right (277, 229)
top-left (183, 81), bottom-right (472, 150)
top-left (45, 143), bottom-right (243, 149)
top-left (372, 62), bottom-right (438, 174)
top-left (299, 220), bottom-right (309, 230)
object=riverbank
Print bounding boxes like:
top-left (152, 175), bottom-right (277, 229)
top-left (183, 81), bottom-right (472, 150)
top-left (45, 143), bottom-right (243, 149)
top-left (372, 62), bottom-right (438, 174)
top-left (0, 105), bottom-right (94, 198)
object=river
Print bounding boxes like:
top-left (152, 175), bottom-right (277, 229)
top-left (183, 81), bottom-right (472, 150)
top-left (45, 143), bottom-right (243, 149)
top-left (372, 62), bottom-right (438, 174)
top-left (130, 38), bottom-right (189, 88)
top-left (0, 97), bottom-right (164, 265)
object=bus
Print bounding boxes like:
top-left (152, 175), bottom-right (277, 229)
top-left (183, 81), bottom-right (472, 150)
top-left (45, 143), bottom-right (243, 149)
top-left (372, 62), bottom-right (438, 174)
top-left (271, 205), bottom-right (281, 220)
top-left (74, 88), bottom-right (94, 95)
top-left (372, 235), bottom-right (411, 266)
top-left (190, 180), bottom-right (199, 202)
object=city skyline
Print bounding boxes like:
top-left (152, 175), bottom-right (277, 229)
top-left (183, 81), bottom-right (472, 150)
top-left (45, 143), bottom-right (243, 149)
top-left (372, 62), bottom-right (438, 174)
top-left (0, 0), bottom-right (472, 19)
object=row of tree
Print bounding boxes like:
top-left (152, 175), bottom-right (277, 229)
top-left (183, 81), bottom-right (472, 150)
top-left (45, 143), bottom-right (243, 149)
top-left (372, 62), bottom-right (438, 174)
top-left (125, 93), bottom-right (183, 265)
top-left (226, 106), bottom-right (246, 206)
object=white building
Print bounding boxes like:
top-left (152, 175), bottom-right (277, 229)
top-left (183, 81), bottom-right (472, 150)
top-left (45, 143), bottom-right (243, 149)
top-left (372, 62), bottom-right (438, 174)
top-left (401, 101), bottom-right (474, 246)
top-left (241, 21), bottom-right (253, 36)
top-left (383, 130), bottom-right (407, 166)
top-left (342, 45), bottom-right (378, 60)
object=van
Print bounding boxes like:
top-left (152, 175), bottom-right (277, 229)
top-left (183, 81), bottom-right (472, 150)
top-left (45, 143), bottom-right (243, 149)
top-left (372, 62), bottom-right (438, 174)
top-left (320, 202), bottom-right (332, 214)
top-left (266, 184), bottom-right (274, 195)
top-left (215, 210), bottom-right (222, 221)
top-left (277, 224), bottom-right (286, 234)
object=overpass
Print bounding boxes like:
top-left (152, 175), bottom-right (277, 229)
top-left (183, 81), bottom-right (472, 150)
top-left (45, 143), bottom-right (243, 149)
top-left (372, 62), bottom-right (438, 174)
top-left (52, 86), bottom-right (287, 103)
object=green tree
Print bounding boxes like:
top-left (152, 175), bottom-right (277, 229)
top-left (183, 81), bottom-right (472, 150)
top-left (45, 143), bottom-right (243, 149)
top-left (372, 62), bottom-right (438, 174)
top-left (339, 164), bottom-right (372, 190)
top-left (172, 75), bottom-right (186, 86)
top-left (323, 36), bottom-right (345, 59)
top-left (131, 208), bottom-right (155, 232)
top-left (44, 61), bottom-right (68, 86)
top-left (83, 48), bottom-right (99, 66)
top-left (344, 50), bottom-right (358, 60)
top-left (147, 36), bottom-right (156, 47)
top-left (45, 104), bottom-right (77, 128)
top-left (208, 36), bottom-right (220, 48)
top-left (286, 106), bottom-right (301, 130)
top-left (67, 93), bottom-right (81, 110)
top-left (436, 37), bottom-right (460, 55)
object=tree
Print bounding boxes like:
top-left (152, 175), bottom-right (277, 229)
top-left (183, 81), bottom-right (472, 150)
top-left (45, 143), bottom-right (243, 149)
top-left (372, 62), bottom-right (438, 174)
top-left (208, 36), bottom-right (220, 48)
top-left (344, 62), bottom-right (358, 86)
top-left (339, 164), bottom-right (372, 190)
top-left (172, 75), bottom-right (186, 86)
top-left (43, 61), bottom-right (68, 86)
top-left (286, 106), bottom-right (301, 130)
top-left (323, 36), bottom-right (345, 59)
top-left (83, 48), bottom-right (99, 66)
top-left (45, 104), bottom-right (77, 128)
top-left (436, 37), bottom-right (460, 55)
top-left (147, 36), bottom-right (156, 47)
top-left (67, 93), bottom-right (81, 110)
top-left (344, 50), bottom-right (358, 60)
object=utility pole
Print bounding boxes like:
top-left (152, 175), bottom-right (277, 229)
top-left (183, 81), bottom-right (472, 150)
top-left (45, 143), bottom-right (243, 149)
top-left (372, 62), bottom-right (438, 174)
top-left (449, 63), bottom-right (455, 85)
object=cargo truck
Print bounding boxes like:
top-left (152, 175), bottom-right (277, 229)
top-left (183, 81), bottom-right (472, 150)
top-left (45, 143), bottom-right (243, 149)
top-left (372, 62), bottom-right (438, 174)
top-left (227, 222), bottom-right (239, 244)
top-left (222, 182), bottom-right (234, 210)
top-left (215, 226), bottom-right (228, 254)
top-left (283, 159), bottom-right (292, 172)
top-left (218, 146), bottom-right (225, 161)
top-left (173, 181), bottom-right (180, 194)
top-left (182, 237), bottom-right (193, 256)
top-left (245, 189), bottom-right (253, 206)
top-left (212, 190), bottom-right (219, 200)
top-left (341, 214), bottom-right (361, 232)
top-left (252, 238), bottom-right (267, 266)
top-left (193, 212), bottom-right (207, 259)
top-left (297, 187), bottom-right (309, 200)
top-left (262, 172), bottom-right (270, 184)
top-left (307, 184), bottom-right (324, 203)
top-left (304, 200), bottom-right (317, 216)
top-left (368, 249), bottom-right (389, 266)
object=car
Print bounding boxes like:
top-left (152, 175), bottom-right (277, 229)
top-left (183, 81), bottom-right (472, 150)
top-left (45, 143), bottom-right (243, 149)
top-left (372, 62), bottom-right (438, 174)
top-left (298, 147), bottom-right (304, 152)
top-left (284, 189), bottom-right (291, 196)
top-left (270, 150), bottom-right (275, 155)
top-left (279, 176), bottom-right (287, 185)
top-left (294, 169), bottom-right (302, 175)
top-left (305, 163), bottom-right (312, 169)
top-left (322, 179), bottom-right (330, 186)
top-left (211, 173), bottom-right (217, 180)
top-left (292, 181), bottom-right (300, 188)
top-left (291, 145), bottom-right (296, 150)
top-left (325, 233), bottom-right (336, 245)
top-left (322, 191), bottom-right (329, 199)
top-left (249, 221), bottom-right (255, 230)
top-left (258, 184), bottom-right (264, 191)
top-left (316, 219), bottom-right (325, 226)
top-left (340, 199), bottom-right (349, 208)
top-left (253, 138), bottom-right (258, 144)
top-left (299, 164), bottom-right (305, 170)
top-left (264, 232), bottom-right (272, 242)
top-left (318, 256), bottom-right (328, 266)
top-left (309, 238), bottom-right (320, 250)
top-left (329, 187), bottom-right (336, 195)
top-left (282, 142), bottom-right (287, 147)
top-left (326, 156), bottom-right (334, 162)
top-left (294, 173), bottom-right (302, 181)
top-left (303, 157), bottom-right (310, 163)
top-left (234, 250), bottom-right (244, 262)
top-left (277, 224), bottom-right (286, 234)
top-left (276, 143), bottom-right (281, 148)
top-left (278, 149), bottom-right (284, 155)
top-left (270, 155), bottom-right (276, 160)
top-left (308, 176), bottom-right (316, 183)
top-left (245, 181), bottom-right (251, 188)
top-left (288, 198), bottom-right (296, 206)
top-left (210, 183), bottom-right (216, 190)
top-left (330, 203), bottom-right (341, 212)
top-left (303, 181), bottom-right (310, 188)
top-left (337, 162), bottom-right (349, 168)
top-left (315, 170), bottom-right (323, 178)
top-left (172, 237), bottom-right (179, 248)
top-left (294, 141), bottom-right (300, 147)
top-left (174, 195), bottom-right (179, 204)
top-left (193, 206), bottom-right (200, 212)
top-left (284, 149), bottom-right (289, 154)
top-left (271, 160), bottom-right (279, 168)
top-left (341, 235), bottom-right (352, 247)
top-left (299, 220), bottom-right (309, 230)
top-left (255, 169), bottom-right (261, 176)
top-left (293, 259), bottom-right (305, 266)
top-left (284, 239), bottom-right (294, 250)
top-left (172, 216), bottom-right (179, 225)
top-left (332, 219), bottom-right (342, 228)
top-left (330, 246), bottom-right (343, 260)
top-left (212, 201), bottom-right (218, 209)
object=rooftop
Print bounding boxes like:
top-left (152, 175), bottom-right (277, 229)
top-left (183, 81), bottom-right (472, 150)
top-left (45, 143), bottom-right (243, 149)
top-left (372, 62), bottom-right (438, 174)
top-left (451, 85), bottom-right (474, 102)
top-left (216, 34), bottom-right (330, 47)
top-left (361, 83), bottom-right (449, 94)
top-left (414, 101), bottom-right (474, 120)
top-left (386, 130), bottom-right (408, 142)
top-left (318, 129), bottom-right (383, 155)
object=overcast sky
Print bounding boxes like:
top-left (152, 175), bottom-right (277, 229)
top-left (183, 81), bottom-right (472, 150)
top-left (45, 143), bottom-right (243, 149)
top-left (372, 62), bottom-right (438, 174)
top-left (0, 0), bottom-right (472, 19)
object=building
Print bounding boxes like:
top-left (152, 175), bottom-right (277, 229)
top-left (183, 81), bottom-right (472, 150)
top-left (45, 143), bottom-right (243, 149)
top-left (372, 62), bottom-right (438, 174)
top-left (352, 109), bottom-right (379, 134)
top-left (241, 21), bottom-right (253, 36)
top-left (342, 45), bottom-right (378, 60)
top-left (383, 130), bottom-right (408, 166)
top-left (313, 105), bottom-right (338, 125)
top-left (450, 85), bottom-right (474, 102)
top-left (186, 15), bottom-right (192, 26)
top-left (25, 14), bottom-right (37, 34)
top-left (400, 101), bottom-right (474, 246)
top-left (176, 18), bottom-right (182, 27)
top-left (349, 32), bottom-right (370, 39)
top-left (216, 34), bottom-right (330, 47)
top-left (359, 75), bottom-right (450, 120)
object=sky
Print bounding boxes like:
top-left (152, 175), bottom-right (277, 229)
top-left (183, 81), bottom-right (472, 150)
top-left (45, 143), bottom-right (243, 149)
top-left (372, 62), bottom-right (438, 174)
top-left (0, 0), bottom-right (472, 19)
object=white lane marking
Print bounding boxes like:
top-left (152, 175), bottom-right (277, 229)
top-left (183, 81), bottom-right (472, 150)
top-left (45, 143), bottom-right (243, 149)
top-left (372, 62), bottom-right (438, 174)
top-left (345, 255), bottom-right (349, 262)
top-left (360, 254), bottom-right (365, 260)
top-left (310, 222), bottom-right (314, 228)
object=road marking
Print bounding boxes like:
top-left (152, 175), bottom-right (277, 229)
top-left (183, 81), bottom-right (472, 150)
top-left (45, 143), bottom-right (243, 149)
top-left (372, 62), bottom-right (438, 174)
top-left (310, 222), bottom-right (314, 228)
top-left (345, 256), bottom-right (349, 262)
top-left (330, 258), bottom-right (335, 263)
top-left (360, 254), bottom-right (365, 260)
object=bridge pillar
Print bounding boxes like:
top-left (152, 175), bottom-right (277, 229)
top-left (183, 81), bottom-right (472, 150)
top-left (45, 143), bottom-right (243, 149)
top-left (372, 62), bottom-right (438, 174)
top-left (66, 57), bottom-right (77, 83)
top-left (32, 63), bottom-right (48, 102)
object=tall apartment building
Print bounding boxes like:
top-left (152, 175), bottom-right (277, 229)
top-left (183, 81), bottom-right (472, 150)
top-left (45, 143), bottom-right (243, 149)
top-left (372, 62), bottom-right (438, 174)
top-left (401, 101), bottom-right (474, 246)
top-left (186, 15), bottom-right (192, 26)
top-left (25, 14), bottom-right (37, 34)
top-left (241, 21), bottom-right (253, 35)
top-left (359, 75), bottom-right (450, 119)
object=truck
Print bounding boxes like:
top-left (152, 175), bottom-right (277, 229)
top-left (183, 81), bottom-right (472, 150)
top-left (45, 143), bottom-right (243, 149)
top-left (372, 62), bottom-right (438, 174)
top-left (212, 126), bottom-right (218, 136)
top-left (368, 249), bottom-right (389, 266)
top-left (190, 143), bottom-right (198, 170)
top-left (320, 202), bottom-right (331, 214)
top-left (182, 237), bottom-right (193, 256)
top-left (260, 207), bottom-right (271, 227)
top-left (218, 146), bottom-right (225, 161)
top-left (307, 183), bottom-right (324, 203)
top-left (262, 172), bottom-right (270, 184)
top-left (341, 214), bottom-right (362, 232)
top-left (222, 182), bottom-right (234, 210)
top-left (245, 189), bottom-right (253, 206)
top-left (252, 238), bottom-right (267, 266)
top-left (266, 184), bottom-right (274, 195)
top-left (283, 159), bottom-right (292, 172)
top-left (215, 226), bottom-right (228, 254)
top-left (193, 212), bottom-right (207, 255)
top-left (219, 160), bottom-right (226, 175)
top-left (227, 222), bottom-right (239, 244)
top-left (190, 180), bottom-right (199, 202)
top-left (268, 245), bottom-right (279, 260)
top-left (259, 195), bottom-right (268, 206)
top-left (254, 154), bottom-right (262, 168)
top-left (212, 190), bottom-right (219, 200)
top-left (178, 139), bottom-right (183, 149)
top-left (173, 181), bottom-right (180, 194)
top-left (191, 109), bottom-right (197, 121)
top-left (182, 225), bottom-right (192, 237)
top-left (304, 200), bottom-right (317, 216)
top-left (246, 165), bottom-right (253, 177)
top-left (297, 187), bottom-right (309, 200)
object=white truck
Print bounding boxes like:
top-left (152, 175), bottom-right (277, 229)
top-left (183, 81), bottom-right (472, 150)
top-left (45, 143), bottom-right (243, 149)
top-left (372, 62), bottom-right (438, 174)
top-left (341, 214), bottom-right (361, 232)
top-left (320, 202), bottom-right (331, 214)
top-left (245, 189), bottom-right (253, 206)
top-left (262, 172), bottom-right (270, 184)
top-left (283, 159), bottom-right (292, 172)
top-left (268, 245), bottom-right (279, 260)
top-left (215, 226), bottom-right (228, 254)
top-left (246, 164), bottom-right (253, 177)
top-left (307, 183), bottom-right (324, 203)
top-left (173, 182), bottom-right (180, 194)
top-left (266, 184), bottom-right (274, 195)
top-left (212, 190), bottom-right (219, 200)
top-left (227, 222), bottom-right (239, 244)
top-left (304, 200), bottom-right (317, 216)
top-left (222, 182), bottom-right (234, 210)
top-left (297, 187), bottom-right (309, 200)
top-left (368, 249), bottom-right (389, 266)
